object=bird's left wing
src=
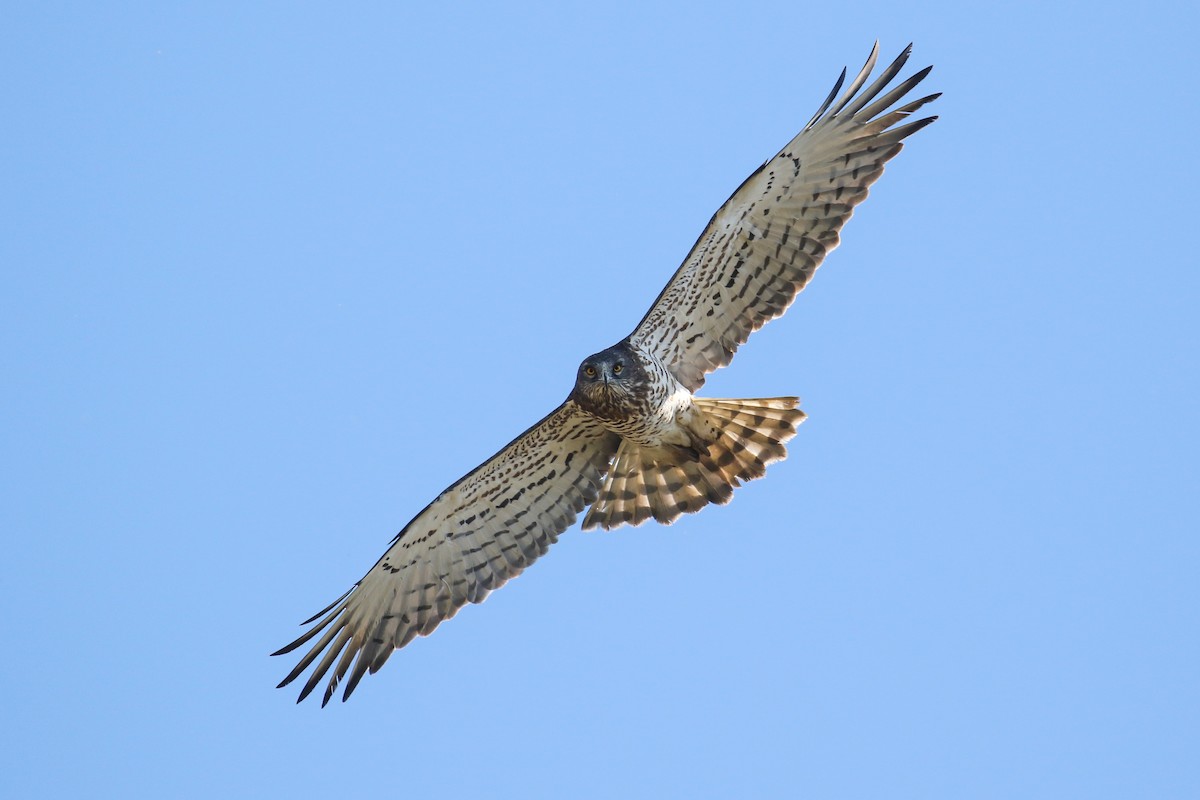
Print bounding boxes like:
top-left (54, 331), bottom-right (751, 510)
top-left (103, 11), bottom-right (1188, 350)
top-left (274, 402), bottom-right (619, 706)
top-left (630, 43), bottom-right (939, 391)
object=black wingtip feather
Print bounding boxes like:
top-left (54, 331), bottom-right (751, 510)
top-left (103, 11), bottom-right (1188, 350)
top-left (806, 66), bottom-right (848, 130)
top-left (893, 116), bottom-right (939, 141)
top-left (299, 587), bottom-right (354, 626)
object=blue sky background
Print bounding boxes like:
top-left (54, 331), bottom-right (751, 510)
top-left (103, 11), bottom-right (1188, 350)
top-left (3, 3), bottom-right (1197, 798)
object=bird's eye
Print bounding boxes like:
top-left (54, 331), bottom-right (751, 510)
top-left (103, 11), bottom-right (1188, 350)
top-left (612, 363), bottom-right (623, 375)
top-left (584, 366), bottom-right (596, 377)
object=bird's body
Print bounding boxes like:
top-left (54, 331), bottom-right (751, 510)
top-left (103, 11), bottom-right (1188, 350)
top-left (275, 43), bottom-right (940, 705)
top-left (567, 339), bottom-right (804, 529)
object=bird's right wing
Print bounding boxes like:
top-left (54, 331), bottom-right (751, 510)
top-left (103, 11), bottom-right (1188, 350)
top-left (273, 402), bottom-right (619, 706)
top-left (630, 43), bottom-right (939, 391)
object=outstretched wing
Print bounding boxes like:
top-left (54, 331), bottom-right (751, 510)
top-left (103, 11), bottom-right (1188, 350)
top-left (274, 403), bottom-right (619, 706)
top-left (630, 43), bottom-right (939, 391)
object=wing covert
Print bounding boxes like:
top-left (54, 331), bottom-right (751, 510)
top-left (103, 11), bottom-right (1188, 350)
top-left (630, 43), bottom-right (939, 390)
top-left (273, 402), bottom-right (619, 705)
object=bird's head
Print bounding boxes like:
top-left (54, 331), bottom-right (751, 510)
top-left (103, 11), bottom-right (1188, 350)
top-left (570, 342), bottom-right (645, 416)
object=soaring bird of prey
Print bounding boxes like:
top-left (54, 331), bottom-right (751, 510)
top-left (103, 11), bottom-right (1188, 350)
top-left (275, 43), bottom-right (938, 705)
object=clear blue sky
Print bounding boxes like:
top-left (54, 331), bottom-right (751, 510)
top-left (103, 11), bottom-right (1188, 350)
top-left (3, 3), bottom-right (1197, 798)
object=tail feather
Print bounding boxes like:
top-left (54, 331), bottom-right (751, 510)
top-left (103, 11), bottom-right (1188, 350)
top-left (581, 397), bottom-right (806, 531)
top-left (608, 446), bottom-right (651, 526)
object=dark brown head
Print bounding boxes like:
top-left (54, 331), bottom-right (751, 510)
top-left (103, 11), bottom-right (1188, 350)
top-left (570, 341), bottom-right (648, 419)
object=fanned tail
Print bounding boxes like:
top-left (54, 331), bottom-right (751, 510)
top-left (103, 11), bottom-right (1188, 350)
top-left (581, 397), bottom-right (805, 531)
